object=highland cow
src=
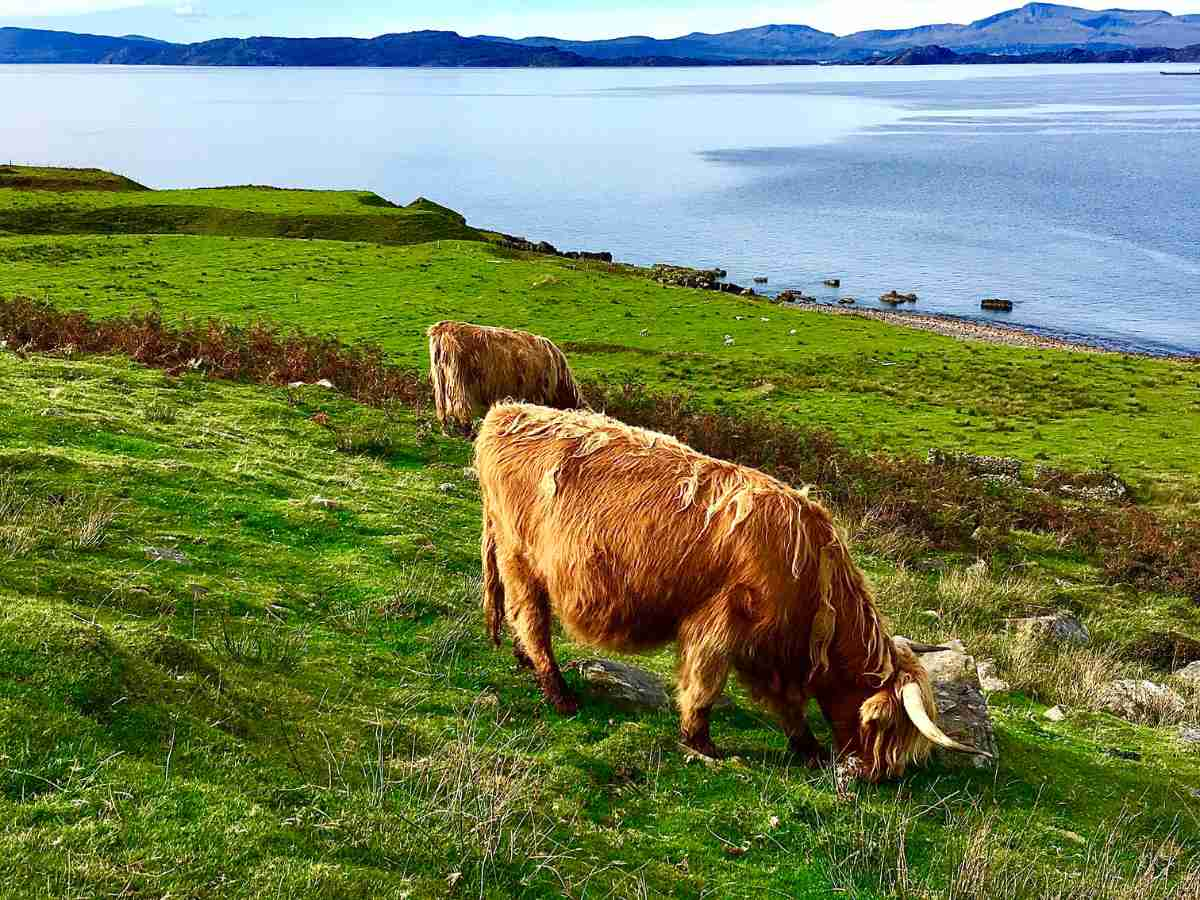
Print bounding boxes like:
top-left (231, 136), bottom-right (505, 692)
top-left (476, 403), bottom-right (985, 781)
top-left (427, 321), bottom-right (584, 433)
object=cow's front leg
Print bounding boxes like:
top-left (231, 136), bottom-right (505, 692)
top-left (499, 555), bottom-right (577, 715)
top-left (678, 644), bottom-right (730, 758)
top-left (785, 712), bottom-right (832, 768)
top-left (744, 676), bottom-right (830, 768)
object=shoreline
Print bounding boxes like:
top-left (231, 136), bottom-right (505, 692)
top-left (789, 301), bottom-right (1200, 360)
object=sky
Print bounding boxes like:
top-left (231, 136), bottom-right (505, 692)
top-left (3, 1), bottom-right (1200, 42)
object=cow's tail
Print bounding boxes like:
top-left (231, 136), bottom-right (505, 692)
top-left (481, 507), bottom-right (505, 648)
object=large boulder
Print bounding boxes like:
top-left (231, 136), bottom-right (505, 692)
top-left (1007, 611), bottom-right (1089, 647)
top-left (1098, 679), bottom-right (1185, 725)
top-left (903, 639), bottom-right (999, 768)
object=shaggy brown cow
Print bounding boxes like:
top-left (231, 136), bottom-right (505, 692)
top-left (427, 321), bottom-right (584, 433)
top-left (476, 403), bottom-right (985, 781)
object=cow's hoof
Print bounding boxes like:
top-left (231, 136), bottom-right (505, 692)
top-left (789, 738), bottom-right (832, 769)
top-left (513, 648), bottom-right (535, 670)
top-left (550, 692), bottom-right (579, 717)
top-left (682, 738), bottom-right (722, 760)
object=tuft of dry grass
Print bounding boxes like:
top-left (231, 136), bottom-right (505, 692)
top-left (943, 809), bottom-right (1200, 899)
top-left (0, 475), bottom-right (121, 557)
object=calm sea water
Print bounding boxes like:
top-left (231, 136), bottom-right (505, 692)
top-left (4, 63), bottom-right (1199, 354)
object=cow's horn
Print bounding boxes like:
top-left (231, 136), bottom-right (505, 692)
top-left (894, 638), bottom-right (951, 655)
top-left (901, 683), bottom-right (992, 757)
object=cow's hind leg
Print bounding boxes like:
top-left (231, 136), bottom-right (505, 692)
top-left (677, 643), bottom-right (731, 759)
top-left (499, 554), bottom-right (576, 715)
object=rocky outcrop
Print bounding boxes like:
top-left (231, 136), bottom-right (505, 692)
top-left (1032, 465), bottom-right (1131, 504)
top-left (838, 296), bottom-right (857, 305)
top-left (903, 638), bottom-right (998, 768)
top-left (498, 233), bottom-right (613, 263)
top-left (650, 264), bottom-right (747, 295)
top-left (775, 290), bottom-right (817, 305)
top-left (824, 278), bottom-right (841, 288)
top-left (880, 290), bottom-right (918, 305)
top-left (1098, 679), bottom-right (1185, 725)
top-left (1007, 611), bottom-right (1090, 647)
top-left (928, 449), bottom-right (1023, 480)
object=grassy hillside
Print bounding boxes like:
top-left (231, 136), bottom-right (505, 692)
top-left (2, 169), bottom-right (1199, 897)
top-left (0, 166), bottom-right (480, 245)
top-left (2, 347), bottom-right (1199, 899)
top-left (1, 231), bottom-right (1198, 494)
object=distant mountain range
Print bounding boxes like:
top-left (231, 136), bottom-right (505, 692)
top-left (3, 4), bottom-right (1200, 67)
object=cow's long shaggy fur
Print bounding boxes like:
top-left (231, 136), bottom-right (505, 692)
top-left (476, 402), bottom-right (940, 781)
top-left (428, 321), bottom-right (584, 432)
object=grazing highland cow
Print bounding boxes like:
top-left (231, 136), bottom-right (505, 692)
top-left (476, 403), bottom-right (985, 781)
top-left (427, 321), bottom-right (584, 433)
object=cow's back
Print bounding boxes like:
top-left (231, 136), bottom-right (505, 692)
top-left (476, 402), bottom-right (816, 652)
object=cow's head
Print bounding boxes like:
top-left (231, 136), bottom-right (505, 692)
top-left (821, 640), bottom-right (988, 781)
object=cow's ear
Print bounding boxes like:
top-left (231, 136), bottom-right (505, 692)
top-left (859, 687), bottom-right (898, 729)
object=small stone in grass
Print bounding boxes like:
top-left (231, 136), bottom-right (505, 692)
top-left (1044, 705), bottom-right (1066, 722)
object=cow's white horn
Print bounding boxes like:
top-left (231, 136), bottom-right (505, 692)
top-left (901, 683), bottom-right (991, 757)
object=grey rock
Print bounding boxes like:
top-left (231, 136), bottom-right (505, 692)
top-left (824, 278), bottom-right (841, 288)
top-left (566, 658), bottom-right (729, 713)
top-left (145, 547), bottom-right (188, 564)
top-left (929, 448), bottom-right (1024, 480)
top-left (1098, 679), bottom-right (1185, 724)
top-left (438, 483), bottom-right (456, 494)
top-left (1176, 661), bottom-right (1200, 684)
top-left (1044, 705), bottom-right (1067, 722)
top-left (981, 298), bottom-right (1014, 312)
top-left (1179, 726), bottom-right (1200, 744)
top-left (314, 379), bottom-right (335, 389)
top-left (902, 638), bottom-right (999, 768)
top-left (1007, 611), bottom-right (1090, 647)
top-left (310, 496), bottom-right (343, 510)
top-left (566, 659), bottom-right (673, 711)
top-left (977, 660), bottom-right (1011, 693)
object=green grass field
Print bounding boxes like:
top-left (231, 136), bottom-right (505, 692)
top-left (0, 166), bottom-right (480, 246)
top-left (3, 350), bottom-right (1199, 899)
top-left (2, 232), bottom-right (1199, 495)
top-left (2, 169), bottom-right (1199, 898)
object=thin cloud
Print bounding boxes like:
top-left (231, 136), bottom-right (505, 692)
top-left (0, 0), bottom-right (149, 13)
